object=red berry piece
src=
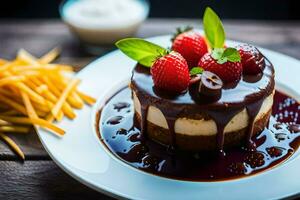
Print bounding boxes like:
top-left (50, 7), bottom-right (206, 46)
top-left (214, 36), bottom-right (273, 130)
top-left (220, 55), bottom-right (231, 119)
top-left (228, 162), bottom-right (247, 175)
top-left (198, 53), bottom-right (242, 83)
top-left (244, 152), bottom-right (265, 168)
top-left (172, 31), bottom-right (208, 67)
top-left (266, 147), bottom-right (283, 158)
top-left (151, 52), bottom-right (190, 93)
top-left (236, 44), bottom-right (266, 75)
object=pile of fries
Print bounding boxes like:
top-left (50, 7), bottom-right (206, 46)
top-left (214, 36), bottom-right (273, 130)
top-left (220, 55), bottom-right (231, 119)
top-left (0, 48), bottom-right (95, 160)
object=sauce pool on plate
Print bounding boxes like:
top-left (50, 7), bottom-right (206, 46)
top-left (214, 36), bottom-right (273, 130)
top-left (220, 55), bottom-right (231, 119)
top-left (97, 88), bottom-right (300, 181)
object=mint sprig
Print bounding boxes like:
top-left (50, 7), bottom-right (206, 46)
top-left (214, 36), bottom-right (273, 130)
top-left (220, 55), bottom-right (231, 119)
top-left (211, 47), bottom-right (241, 64)
top-left (115, 38), bottom-right (169, 67)
top-left (203, 7), bottom-right (225, 49)
top-left (190, 67), bottom-right (204, 75)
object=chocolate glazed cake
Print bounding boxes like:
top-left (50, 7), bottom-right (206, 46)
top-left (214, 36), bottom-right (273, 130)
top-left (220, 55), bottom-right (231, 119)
top-left (131, 56), bottom-right (275, 152)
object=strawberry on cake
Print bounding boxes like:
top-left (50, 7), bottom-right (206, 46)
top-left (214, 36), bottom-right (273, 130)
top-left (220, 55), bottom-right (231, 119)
top-left (116, 7), bottom-right (275, 152)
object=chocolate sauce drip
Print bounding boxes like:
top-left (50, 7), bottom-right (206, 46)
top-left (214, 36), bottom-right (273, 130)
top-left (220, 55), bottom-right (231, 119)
top-left (158, 108), bottom-right (182, 149)
top-left (165, 117), bottom-right (177, 149)
top-left (97, 88), bottom-right (300, 181)
top-left (140, 105), bottom-right (149, 140)
top-left (206, 108), bottom-right (242, 153)
top-left (245, 99), bottom-right (265, 148)
top-left (135, 89), bottom-right (184, 148)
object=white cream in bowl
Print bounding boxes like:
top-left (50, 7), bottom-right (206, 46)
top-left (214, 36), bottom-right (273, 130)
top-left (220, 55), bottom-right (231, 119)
top-left (61, 0), bottom-right (149, 45)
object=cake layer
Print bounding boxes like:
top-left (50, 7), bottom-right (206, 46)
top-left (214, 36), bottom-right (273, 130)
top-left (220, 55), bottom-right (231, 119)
top-left (133, 92), bottom-right (274, 136)
top-left (135, 107), bottom-right (272, 151)
top-left (130, 55), bottom-right (275, 151)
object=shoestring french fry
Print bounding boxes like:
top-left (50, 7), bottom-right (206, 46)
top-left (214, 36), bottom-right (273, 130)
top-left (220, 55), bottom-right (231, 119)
top-left (0, 48), bottom-right (96, 160)
top-left (0, 132), bottom-right (25, 160)
top-left (0, 126), bottom-right (30, 133)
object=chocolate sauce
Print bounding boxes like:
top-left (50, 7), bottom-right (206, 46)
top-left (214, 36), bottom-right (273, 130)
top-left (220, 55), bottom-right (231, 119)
top-left (106, 116), bottom-right (123, 125)
top-left (97, 88), bottom-right (300, 181)
top-left (113, 102), bottom-right (130, 112)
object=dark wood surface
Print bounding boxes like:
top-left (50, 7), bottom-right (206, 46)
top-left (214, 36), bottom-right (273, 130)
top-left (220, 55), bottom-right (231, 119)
top-left (0, 19), bottom-right (299, 199)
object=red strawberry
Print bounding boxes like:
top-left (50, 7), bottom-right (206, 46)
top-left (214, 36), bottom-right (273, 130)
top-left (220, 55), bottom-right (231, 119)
top-left (198, 53), bottom-right (242, 83)
top-left (236, 44), bottom-right (265, 75)
top-left (172, 31), bottom-right (208, 67)
top-left (151, 52), bottom-right (190, 93)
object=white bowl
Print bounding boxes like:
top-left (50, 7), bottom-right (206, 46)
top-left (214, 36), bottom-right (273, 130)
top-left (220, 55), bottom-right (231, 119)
top-left (60, 0), bottom-right (149, 45)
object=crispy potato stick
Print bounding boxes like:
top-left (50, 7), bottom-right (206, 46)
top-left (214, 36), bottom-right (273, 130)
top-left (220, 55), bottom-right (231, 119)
top-left (21, 91), bottom-right (50, 118)
top-left (51, 79), bottom-right (80, 120)
top-left (0, 110), bottom-right (20, 116)
top-left (53, 64), bottom-right (73, 72)
top-left (0, 132), bottom-right (25, 160)
top-left (67, 92), bottom-right (84, 109)
top-left (45, 100), bottom-right (64, 120)
top-left (3, 71), bottom-right (46, 105)
top-left (40, 90), bottom-right (75, 119)
top-left (0, 93), bottom-right (27, 115)
top-left (0, 76), bottom-right (25, 87)
top-left (0, 88), bottom-right (21, 100)
top-left (0, 116), bottom-right (65, 136)
top-left (39, 47), bottom-right (61, 64)
top-left (77, 91), bottom-right (96, 105)
top-left (16, 82), bottom-right (46, 105)
top-left (17, 49), bottom-right (39, 66)
top-left (29, 76), bottom-right (43, 86)
top-left (24, 79), bottom-right (39, 90)
top-left (0, 58), bottom-right (7, 65)
top-left (52, 80), bottom-right (85, 109)
top-left (40, 76), bottom-right (61, 97)
top-left (21, 92), bottom-right (38, 118)
top-left (31, 102), bottom-right (50, 113)
top-left (0, 63), bottom-right (12, 72)
top-left (0, 126), bottom-right (30, 133)
top-left (36, 85), bottom-right (48, 94)
top-left (0, 120), bottom-right (10, 126)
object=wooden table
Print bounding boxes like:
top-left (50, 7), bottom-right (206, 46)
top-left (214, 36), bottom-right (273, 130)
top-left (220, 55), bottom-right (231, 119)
top-left (0, 19), bottom-right (299, 199)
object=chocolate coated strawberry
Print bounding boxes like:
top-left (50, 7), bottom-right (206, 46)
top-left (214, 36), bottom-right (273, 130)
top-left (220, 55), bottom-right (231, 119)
top-left (198, 52), bottom-right (242, 83)
top-left (151, 52), bottom-right (190, 93)
top-left (172, 31), bottom-right (208, 67)
top-left (236, 44), bottom-right (265, 75)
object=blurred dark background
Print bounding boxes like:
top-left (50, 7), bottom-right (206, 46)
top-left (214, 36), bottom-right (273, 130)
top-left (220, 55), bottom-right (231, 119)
top-left (0, 0), bottom-right (300, 20)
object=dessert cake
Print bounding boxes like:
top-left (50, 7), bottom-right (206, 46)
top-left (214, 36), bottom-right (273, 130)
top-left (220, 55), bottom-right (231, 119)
top-left (131, 60), bottom-right (274, 151)
top-left (116, 7), bottom-right (275, 152)
top-left (99, 7), bottom-right (300, 181)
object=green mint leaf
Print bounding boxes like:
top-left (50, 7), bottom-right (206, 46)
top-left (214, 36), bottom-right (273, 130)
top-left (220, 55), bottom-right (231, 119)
top-left (203, 7), bottom-right (225, 49)
top-left (222, 47), bottom-right (241, 62)
top-left (190, 67), bottom-right (204, 75)
top-left (217, 57), bottom-right (228, 64)
top-left (115, 38), bottom-right (168, 67)
top-left (211, 47), bottom-right (241, 64)
top-left (211, 48), bottom-right (224, 60)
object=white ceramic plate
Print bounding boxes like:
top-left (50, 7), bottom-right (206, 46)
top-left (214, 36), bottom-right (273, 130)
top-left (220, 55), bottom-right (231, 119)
top-left (37, 35), bottom-right (300, 200)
